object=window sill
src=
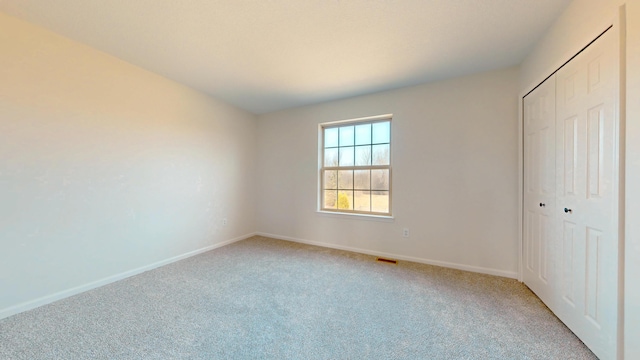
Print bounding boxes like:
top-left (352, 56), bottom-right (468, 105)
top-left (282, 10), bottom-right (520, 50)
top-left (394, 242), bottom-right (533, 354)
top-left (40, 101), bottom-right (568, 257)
top-left (316, 210), bottom-right (395, 222)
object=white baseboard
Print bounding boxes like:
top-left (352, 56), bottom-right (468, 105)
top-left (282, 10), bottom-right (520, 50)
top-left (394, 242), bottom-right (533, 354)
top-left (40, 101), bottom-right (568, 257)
top-left (1, 231), bottom-right (517, 320)
top-left (0, 233), bottom-right (256, 320)
top-left (256, 232), bottom-right (518, 279)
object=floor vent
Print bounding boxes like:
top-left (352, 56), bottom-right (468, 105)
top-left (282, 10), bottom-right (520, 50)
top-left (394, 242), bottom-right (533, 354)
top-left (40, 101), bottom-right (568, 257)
top-left (376, 257), bottom-right (398, 265)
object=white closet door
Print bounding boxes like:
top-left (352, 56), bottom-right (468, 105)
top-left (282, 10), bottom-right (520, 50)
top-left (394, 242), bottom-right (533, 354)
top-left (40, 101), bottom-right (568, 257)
top-left (523, 78), bottom-right (556, 307)
top-left (555, 28), bottom-right (619, 360)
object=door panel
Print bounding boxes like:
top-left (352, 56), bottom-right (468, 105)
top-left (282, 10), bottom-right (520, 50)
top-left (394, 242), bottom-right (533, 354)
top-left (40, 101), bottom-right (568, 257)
top-left (539, 214), bottom-right (549, 282)
top-left (523, 77), bottom-right (556, 306)
top-left (587, 105), bottom-right (604, 199)
top-left (563, 116), bottom-right (578, 196)
top-left (554, 28), bottom-right (618, 360)
top-left (561, 220), bottom-right (576, 306)
top-left (585, 227), bottom-right (603, 326)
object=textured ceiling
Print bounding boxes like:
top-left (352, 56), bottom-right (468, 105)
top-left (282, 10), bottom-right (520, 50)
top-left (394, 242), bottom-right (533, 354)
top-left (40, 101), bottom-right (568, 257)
top-left (0, 0), bottom-right (571, 114)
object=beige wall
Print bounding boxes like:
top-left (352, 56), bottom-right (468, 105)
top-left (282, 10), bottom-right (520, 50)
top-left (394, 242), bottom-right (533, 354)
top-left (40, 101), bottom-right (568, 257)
top-left (519, 1), bottom-right (639, 357)
top-left (2, 3), bottom-right (638, 357)
top-left (519, 0), bottom-right (623, 91)
top-left (256, 67), bottom-right (520, 278)
top-left (0, 13), bottom-right (258, 318)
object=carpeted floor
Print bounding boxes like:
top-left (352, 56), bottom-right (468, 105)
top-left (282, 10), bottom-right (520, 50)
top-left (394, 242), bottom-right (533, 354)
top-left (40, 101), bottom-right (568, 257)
top-left (0, 236), bottom-right (596, 359)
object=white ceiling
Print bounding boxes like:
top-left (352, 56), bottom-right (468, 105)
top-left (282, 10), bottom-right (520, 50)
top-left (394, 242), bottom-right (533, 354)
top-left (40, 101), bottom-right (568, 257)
top-left (0, 0), bottom-right (571, 114)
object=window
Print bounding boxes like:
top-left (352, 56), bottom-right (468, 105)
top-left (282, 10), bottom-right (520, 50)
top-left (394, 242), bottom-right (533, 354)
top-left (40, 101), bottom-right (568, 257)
top-left (320, 115), bottom-right (391, 216)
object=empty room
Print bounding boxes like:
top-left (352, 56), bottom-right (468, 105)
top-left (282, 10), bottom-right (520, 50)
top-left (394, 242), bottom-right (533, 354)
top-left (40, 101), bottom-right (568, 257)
top-left (1, 0), bottom-right (639, 359)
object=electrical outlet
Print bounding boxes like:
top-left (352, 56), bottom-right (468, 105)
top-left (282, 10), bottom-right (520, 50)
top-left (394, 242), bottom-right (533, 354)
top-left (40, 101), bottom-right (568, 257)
top-left (223, 218), bottom-right (228, 226)
top-left (402, 228), bottom-right (409, 238)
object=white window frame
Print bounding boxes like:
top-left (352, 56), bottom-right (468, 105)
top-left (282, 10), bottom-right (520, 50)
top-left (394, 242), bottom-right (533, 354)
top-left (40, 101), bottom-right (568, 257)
top-left (318, 114), bottom-right (392, 217)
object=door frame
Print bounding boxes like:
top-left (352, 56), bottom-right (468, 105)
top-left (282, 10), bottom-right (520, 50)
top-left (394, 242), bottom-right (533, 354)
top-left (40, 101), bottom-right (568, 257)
top-left (517, 7), bottom-right (626, 358)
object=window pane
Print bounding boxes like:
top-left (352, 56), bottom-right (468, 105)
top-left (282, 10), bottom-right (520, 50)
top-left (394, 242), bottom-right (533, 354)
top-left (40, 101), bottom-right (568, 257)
top-left (324, 170), bottom-right (337, 189)
top-left (324, 148), bottom-right (338, 167)
top-left (320, 118), bottom-right (391, 215)
top-left (354, 191), bottom-right (371, 211)
top-left (372, 144), bottom-right (390, 165)
top-left (339, 126), bottom-right (355, 146)
top-left (324, 127), bottom-right (339, 148)
top-left (372, 121), bottom-right (390, 144)
top-left (371, 191), bottom-right (389, 213)
top-left (339, 146), bottom-right (354, 166)
top-left (355, 145), bottom-right (371, 166)
top-left (337, 190), bottom-right (353, 210)
top-left (338, 170), bottom-right (353, 189)
top-left (371, 169), bottom-right (389, 190)
top-left (355, 123), bottom-right (372, 145)
top-left (354, 170), bottom-right (370, 190)
top-left (324, 190), bottom-right (337, 209)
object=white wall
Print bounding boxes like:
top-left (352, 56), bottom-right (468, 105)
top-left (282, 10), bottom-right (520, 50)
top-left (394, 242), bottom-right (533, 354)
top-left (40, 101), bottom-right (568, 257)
top-left (0, 13), bottom-right (257, 318)
top-left (519, 1), bottom-right (639, 358)
top-left (256, 67), bottom-right (520, 278)
top-left (519, 0), bottom-right (623, 91)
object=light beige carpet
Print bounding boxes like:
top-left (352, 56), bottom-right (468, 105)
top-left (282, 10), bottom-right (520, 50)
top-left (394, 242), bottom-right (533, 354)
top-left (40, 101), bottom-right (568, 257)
top-left (0, 236), bottom-right (596, 359)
